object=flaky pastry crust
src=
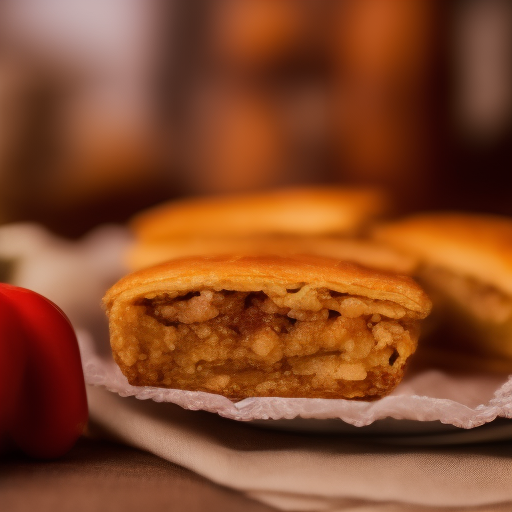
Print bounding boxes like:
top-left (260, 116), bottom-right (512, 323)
top-left (130, 186), bottom-right (388, 241)
top-left (374, 213), bottom-right (512, 365)
top-left (373, 213), bottom-right (512, 296)
top-left (125, 236), bottom-right (417, 274)
top-left (105, 254), bottom-right (430, 314)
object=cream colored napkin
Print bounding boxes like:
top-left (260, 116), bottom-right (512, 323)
top-left (87, 385), bottom-right (512, 512)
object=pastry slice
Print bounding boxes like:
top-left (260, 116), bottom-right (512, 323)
top-left (103, 254), bottom-right (431, 400)
top-left (374, 213), bottom-right (512, 367)
top-left (126, 236), bottom-right (417, 274)
top-left (126, 186), bottom-right (395, 271)
top-left (130, 186), bottom-right (388, 241)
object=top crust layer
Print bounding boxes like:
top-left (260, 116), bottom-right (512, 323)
top-left (130, 186), bottom-right (388, 241)
top-left (104, 254), bottom-right (431, 317)
top-left (373, 213), bottom-right (512, 296)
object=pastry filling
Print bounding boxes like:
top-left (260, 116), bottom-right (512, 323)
top-left (113, 287), bottom-right (420, 398)
top-left (420, 266), bottom-right (512, 323)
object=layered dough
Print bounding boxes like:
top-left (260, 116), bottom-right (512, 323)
top-left (131, 186), bottom-right (388, 241)
top-left (126, 186), bottom-right (408, 273)
top-left (104, 254), bottom-right (431, 400)
top-left (126, 236), bottom-right (417, 274)
top-left (374, 213), bottom-right (512, 367)
top-left (421, 266), bottom-right (512, 325)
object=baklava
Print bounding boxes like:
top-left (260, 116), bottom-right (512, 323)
top-left (103, 254), bottom-right (431, 400)
top-left (131, 186), bottom-right (388, 241)
top-left (374, 213), bottom-right (512, 367)
top-left (126, 186), bottom-right (398, 271)
top-left (127, 236), bottom-right (416, 275)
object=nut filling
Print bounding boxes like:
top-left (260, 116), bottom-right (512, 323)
top-left (113, 288), bottom-right (420, 399)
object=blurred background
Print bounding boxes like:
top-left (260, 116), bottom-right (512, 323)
top-left (0, 0), bottom-right (510, 238)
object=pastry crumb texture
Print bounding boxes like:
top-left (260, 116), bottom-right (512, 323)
top-left (109, 287), bottom-right (422, 400)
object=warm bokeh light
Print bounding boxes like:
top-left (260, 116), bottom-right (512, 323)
top-left (0, 0), bottom-right (510, 237)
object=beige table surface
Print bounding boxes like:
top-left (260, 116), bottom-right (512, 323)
top-left (2, 435), bottom-right (512, 512)
top-left (0, 437), bottom-right (275, 512)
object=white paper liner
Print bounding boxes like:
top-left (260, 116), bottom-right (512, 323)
top-left (78, 330), bottom-right (512, 428)
top-left (2, 222), bottom-right (512, 429)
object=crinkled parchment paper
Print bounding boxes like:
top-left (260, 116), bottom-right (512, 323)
top-left (78, 329), bottom-right (512, 428)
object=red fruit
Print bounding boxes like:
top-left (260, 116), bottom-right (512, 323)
top-left (0, 284), bottom-right (88, 458)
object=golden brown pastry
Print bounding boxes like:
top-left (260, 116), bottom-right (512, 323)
top-left (130, 186), bottom-right (388, 241)
top-left (374, 213), bottom-right (512, 367)
top-left (103, 254), bottom-right (431, 400)
top-left (127, 236), bottom-right (417, 275)
top-left (126, 186), bottom-right (396, 272)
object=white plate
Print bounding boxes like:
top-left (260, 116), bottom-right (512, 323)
top-left (249, 417), bottom-right (512, 445)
